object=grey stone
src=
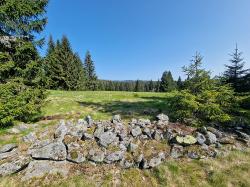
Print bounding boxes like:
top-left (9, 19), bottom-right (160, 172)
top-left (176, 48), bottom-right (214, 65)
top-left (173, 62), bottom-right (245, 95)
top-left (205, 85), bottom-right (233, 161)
top-left (195, 132), bottom-right (206, 145)
top-left (7, 128), bottom-right (21, 134)
top-left (142, 127), bottom-right (152, 138)
top-left (22, 160), bottom-right (70, 181)
top-left (54, 120), bottom-right (68, 140)
top-left (236, 130), bottom-right (250, 140)
top-left (85, 115), bottom-right (93, 127)
top-left (0, 143), bottom-right (17, 154)
top-left (94, 125), bottom-right (105, 139)
top-left (31, 141), bottom-right (67, 161)
top-left (0, 149), bottom-right (18, 160)
top-left (207, 127), bottom-right (223, 138)
top-left (148, 152), bottom-right (165, 168)
top-left (131, 126), bottom-right (142, 137)
top-left (205, 132), bottom-right (217, 145)
top-left (137, 119), bottom-right (151, 128)
top-left (82, 133), bottom-right (94, 140)
top-left (88, 149), bottom-right (105, 163)
top-left (120, 160), bottom-right (134, 169)
top-left (67, 123), bottom-right (87, 139)
top-left (67, 142), bottom-right (85, 163)
top-left (112, 115), bottom-right (122, 123)
top-left (187, 152), bottom-right (199, 159)
top-left (17, 123), bottom-right (28, 131)
top-left (23, 132), bottom-right (37, 143)
top-left (175, 135), bottom-right (197, 145)
top-left (152, 130), bottom-right (162, 141)
top-left (119, 143), bottom-right (127, 151)
top-left (99, 131), bottom-right (117, 147)
top-left (0, 156), bottom-right (30, 177)
top-left (163, 129), bottom-right (174, 141)
top-left (128, 143), bottom-right (138, 153)
top-left (156, 114), bottom-right (169, 122)
top-left (104, 151), bottom-right (124, 164)
top-left (170, 144), bottom-right (183, 158)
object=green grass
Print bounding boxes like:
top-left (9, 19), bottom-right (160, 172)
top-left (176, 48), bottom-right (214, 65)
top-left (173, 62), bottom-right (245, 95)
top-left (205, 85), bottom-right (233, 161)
top-left (42, 90), bottom-right (170, 121)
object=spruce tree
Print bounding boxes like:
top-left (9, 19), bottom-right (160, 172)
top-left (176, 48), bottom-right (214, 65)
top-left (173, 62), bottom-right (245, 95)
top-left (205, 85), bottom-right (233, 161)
top-left (0, 0), bottom-right (48, 126)
top-left (159, 71), bottom-right (176, 92)
top-left (84, 51), bottom-right (98, 90)
top-left (177, 76), bottom-right (183, 90)
top-left (224, 45), bottom-right (249, 92)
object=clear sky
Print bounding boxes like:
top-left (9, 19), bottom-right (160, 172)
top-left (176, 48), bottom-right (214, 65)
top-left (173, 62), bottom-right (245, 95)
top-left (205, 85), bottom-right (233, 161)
top-left (40, 0), bottom-right (250, 80)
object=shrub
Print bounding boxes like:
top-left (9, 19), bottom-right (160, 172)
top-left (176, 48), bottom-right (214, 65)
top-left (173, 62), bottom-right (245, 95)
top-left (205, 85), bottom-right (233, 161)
top-left (0, 81), bottom-right (46, 127)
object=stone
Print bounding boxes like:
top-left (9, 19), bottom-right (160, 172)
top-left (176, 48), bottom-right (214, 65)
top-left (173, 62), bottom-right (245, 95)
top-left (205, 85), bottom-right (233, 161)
top-left (54, 120), bottom-right (68, 140)
top-left (88, 149), bottom-right (105, 163)
top-left (131, 126), bottom-right (142, 137)
top-left (205, 132), bottom-right (217, 145)
top-left (137, 119), bottom-right (151, 128)
top-left (0, 156), bottom-right (30, 177)
top-left (17, 123), bottom-right (28, 131)
top-left (198, 126), bottom-right (207, 134)
top-left (175, 135), bottom-right (197, 145)
top-left (235, 130), bottom-right (250, 140)
top-left (67, 123), bottom-right (87, 139)
top-left (82, 133), bottom-right (94, 140)
top-left (0, 143), bottom-right (17, 154)
top-left (99, 131), bottom-right (117, 147)
top-left (163, 129), bottom-right (174, 141)
top-left (207, 127), bottom-right (223, 138)
top-left (0, 149), bottom-right (18, 160)
top-left (119, 143), bottom-right (127, 152)
top-left (195, 132), bottom-right (206, 145)
top-left (187, 152), bottom-right (199, 159)
top-left (170, 144), bottom-right (183, 158)
top-left (104, 151), bottom-right (124, 164)
top-left (67, 142), bottom-right (85, 163)
top-left (219, 137), bottom-right (235, 144)
top-left (120, 160), bottom-right (134, 169)
top-left (85, 115), bottom-right (93, 127)
top-left (94, 125), bottom-right (105, 139)
top-left (148, 152), bottom-right (165, 168)
top-left (22, 160), bottom-right (70, 181)
top-left (31, 141), bottom-right (67, 161)
top-left (128, 143), bottom-right (138, 153)
top-left (23, 132), bottom-right (37, 143)
top-left (142, 127), bottom-right (152, 138)
top-left (152, 130), bottom-right (162, 141)
top-left (112, 115), bottom-right (122, 123)
top-left (7, 128), bottom-right (21, 134)
top-left (156, 114), bottom-right (169, 122)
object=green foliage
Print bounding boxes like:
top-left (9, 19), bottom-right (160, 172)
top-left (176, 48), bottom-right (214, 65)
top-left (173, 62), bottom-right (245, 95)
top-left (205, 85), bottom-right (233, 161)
top-left (159, 71), bottom-right (176, 92)
top-left (0, 0), bottom-right (48, 127)
top-left (84, 51), bottom-right (98, 90)
top-left (45, 36), bottom-right (85, 90)
top-left (0, 81), bottom-right (46, 127)
top-left (168, 53), bottom-right (236, 125)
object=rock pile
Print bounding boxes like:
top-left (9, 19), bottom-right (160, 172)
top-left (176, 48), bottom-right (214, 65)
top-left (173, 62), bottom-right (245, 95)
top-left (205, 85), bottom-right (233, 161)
top-left (0, 114), bottom-right (249, 180)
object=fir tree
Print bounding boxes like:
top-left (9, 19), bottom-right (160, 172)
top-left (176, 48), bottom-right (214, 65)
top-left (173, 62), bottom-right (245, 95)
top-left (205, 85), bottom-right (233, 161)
top-left (224, 45), bottom-right (249, 92)
top-left (177, 76), bottom-right (183, 90)
top-left (84, 51), bottom-right (98, 90)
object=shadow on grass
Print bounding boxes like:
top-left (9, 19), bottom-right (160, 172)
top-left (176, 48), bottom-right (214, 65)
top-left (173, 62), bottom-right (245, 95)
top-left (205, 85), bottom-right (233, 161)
top-left (77, 96), bottom-right (170, 120)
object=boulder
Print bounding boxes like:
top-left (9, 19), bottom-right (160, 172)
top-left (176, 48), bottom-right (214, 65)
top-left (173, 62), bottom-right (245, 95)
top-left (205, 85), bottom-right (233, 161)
top-left (170, 144), bottom-right (183, 158)
top-left (205, 132), bottom-right (217, 145)
top-left (219, 137), bottom-right (235, 144)
top-left (137, 119), bottom-right (151, 128)
top-left (207, 127), bottom-right (223, 138)
top-left (195, 132), bottom-right (206, 145)
top-left (235, 130), bottom-right (250, 140)
top-left (0, 149), bottom-right (18, 160)
top-left (22, 160), bottom-right (70, 181)
top-left (0, 156), bottom-right (30, 177)
top-left (148, 152), bottom-right (165, 168)
top-left (7, 128), bottom-right (21, 134)
top-left (23, 132), bottom-right (37, 143)
top-left (67, 142), bottom-right (85, 163)
top-left (85, 115), bottom-right (93, 127)
top-left (94, 125), bottom-right (105, 139)
top-left (163, 129), bottom-right (174, 141)
top-left (82, 133), bottom-right (94, 140)
top-left (54, 120), bottom-right (68, 140)
top-left (131, 126), bottom-right (142, 137)
top-left (67, 123), bottom-right (87, 139)
top-left (104, 151), bottom-right (124, 164)
top-left (142, 127), bottom-right (152, 138)
top-left (128, 143), bottom-right (138, 153)
top-left (99, 131), bottom-right (117, 147)
top-left (152, 130), bottom-right (162, 141)
top-left (187, 152), bottom-right (199, 159)
top-left (0, 143), bottom-right (17, 154)
top-left (112, 115), bottom-right (122, 123)
top-left (156, 114), bottom-right (169, 122)
top-left (120, 159), bottom-right (134, 169)
top-left (88, 149), bottom-right (105, 163)
top-left (175, 135), bottom-right (197, 145)
top-left (31, 141), bottom-right (67, 161)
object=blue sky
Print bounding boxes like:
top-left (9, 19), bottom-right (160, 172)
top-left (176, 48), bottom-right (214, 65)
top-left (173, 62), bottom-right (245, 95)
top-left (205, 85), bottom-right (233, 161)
top-left (40, 0), bottom-right (250, 80)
